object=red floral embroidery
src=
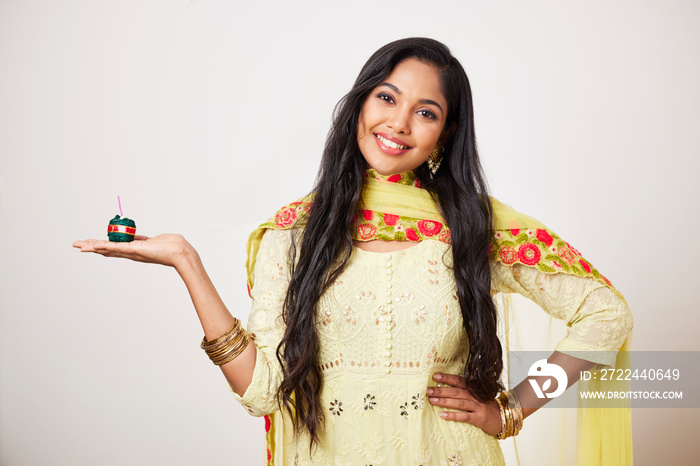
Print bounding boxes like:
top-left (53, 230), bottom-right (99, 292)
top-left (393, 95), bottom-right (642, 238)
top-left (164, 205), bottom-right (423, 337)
top-left (405, 227), bottom-right (420, 241)
top-left (579, 259), bottom-right (591, 273)
top-left (518, 243), bottom-right (541, 265)
top-left (417, 220), bottom-right (442, 236)
top-left (557, 245), bottom-right (577, 265)
top-left (601, 275), bottom-right (612, 287)
top-left (414, 178), bottom-right (423, 188)
top-left (536, 229), bottom-right (553, 247)
top-left (362, 209), bottom-right (374, 221)
top-left (274, 208), bottom-right (297, 227)
top-left (264, 415), bottom-right (271, 433)
top-left (499, 246), bottom-right (518, 265)
top-left (266, 446), bottom-right (272, 464)
top-left (438, 229), bottom-right (451, 244)
top-left (357, 223), bottom-right (377, 240)
top-left (387, 174), bottom-right (402, 183)
top-left (510, 228), bottom-right (520, 236)
top-left (384, 213), bottom-right (399, 226)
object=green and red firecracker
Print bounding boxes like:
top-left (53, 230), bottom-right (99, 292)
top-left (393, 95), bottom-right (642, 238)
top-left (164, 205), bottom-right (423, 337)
top-left (107, 215), bottom-right (136, 242)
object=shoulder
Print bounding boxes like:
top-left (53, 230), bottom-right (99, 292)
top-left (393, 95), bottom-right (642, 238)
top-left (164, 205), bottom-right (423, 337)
top-left (259, 195), bottom-right (314, 230)
top-left (490, 197), bottom-right (546, 231)
top-left (488, 197), bottom-right (622, 298)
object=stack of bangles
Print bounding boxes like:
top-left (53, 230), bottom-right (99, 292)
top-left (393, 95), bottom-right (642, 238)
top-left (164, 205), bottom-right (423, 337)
top-left (495, 389), bottom-right (524, 439)
top-left (201, 318), bottom-right (250, 366)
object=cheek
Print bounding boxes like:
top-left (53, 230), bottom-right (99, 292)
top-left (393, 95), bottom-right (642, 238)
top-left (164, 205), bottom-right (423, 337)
top-left (356, 112), bottom-right (366, 140)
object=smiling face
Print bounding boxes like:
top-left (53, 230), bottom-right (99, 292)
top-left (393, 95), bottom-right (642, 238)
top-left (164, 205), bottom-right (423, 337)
top-left (357, 58), bottom-right (452, 176)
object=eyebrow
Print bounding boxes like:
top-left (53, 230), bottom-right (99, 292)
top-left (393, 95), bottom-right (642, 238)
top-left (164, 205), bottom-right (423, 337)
top-left (379, 82), bottom-right (444, 115)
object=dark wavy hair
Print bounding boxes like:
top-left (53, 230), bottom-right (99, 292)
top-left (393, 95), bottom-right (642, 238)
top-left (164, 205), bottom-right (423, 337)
top-left (276, 37), bottom-right (502, 447)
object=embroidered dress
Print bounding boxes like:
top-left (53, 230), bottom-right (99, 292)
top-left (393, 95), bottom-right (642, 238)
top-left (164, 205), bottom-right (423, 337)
top-left (235, 171), bottom-right (633, 465)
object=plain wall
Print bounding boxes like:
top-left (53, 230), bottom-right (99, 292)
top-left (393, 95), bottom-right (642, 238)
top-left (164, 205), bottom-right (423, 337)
top-left (1, 0), bottom-right (698, 464)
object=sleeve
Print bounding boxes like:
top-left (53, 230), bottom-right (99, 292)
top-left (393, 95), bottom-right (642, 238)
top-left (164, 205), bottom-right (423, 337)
top-left (231, 228), bottom-right (293, 416)
top-left (491, 261), bottom-right (633, 368)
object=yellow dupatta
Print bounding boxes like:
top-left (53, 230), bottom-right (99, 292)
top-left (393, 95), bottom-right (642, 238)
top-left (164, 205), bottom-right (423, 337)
top-left (245, 170), bottom-right (632, 465)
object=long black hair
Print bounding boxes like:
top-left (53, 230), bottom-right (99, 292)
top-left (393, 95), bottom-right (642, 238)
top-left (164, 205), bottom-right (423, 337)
top-left (277, 37), bottom-right (502, 447)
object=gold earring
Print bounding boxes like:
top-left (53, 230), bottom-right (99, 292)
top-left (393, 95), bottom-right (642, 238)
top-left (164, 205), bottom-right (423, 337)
top-left (427, 144), bottom-right (444, 175)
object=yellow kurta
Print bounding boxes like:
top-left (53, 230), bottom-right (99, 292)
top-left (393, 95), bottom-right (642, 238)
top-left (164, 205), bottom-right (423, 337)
top-left (233, 228), bottom-right (633, 465)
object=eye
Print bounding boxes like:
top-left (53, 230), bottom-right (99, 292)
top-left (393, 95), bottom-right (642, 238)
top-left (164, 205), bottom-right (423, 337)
top-left (417, 109), bottom-right (437, 120)
top-left (376, 92), bottom-right (395, 104)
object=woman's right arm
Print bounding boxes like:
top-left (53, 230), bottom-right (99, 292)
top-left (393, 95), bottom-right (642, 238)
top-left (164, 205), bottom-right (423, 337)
top-left (73, 233), bottom-right (256, 396)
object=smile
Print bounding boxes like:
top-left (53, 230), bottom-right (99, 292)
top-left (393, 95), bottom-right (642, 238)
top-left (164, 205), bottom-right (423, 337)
top-left (375, 133), bottom-right (411, 150)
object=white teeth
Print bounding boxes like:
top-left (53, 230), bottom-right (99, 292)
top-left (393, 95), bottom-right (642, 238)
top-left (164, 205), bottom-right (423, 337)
top-left (376, 134), bottom-right (409, 150)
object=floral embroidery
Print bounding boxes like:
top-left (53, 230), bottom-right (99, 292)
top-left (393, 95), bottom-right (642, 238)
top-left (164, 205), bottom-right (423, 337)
top-left (579, 258), bottom-right (592, 273)
top-left (394, 291), bottom-right (415, 304)
top-left (399, 402), bottom-right (409, 418)
top-left (260, 173), bottom-right (625, 299)
top-left (274, 207), bottom-right (297, 227)
top-left (357, 223), bottom-right (377, 240)
top-left (417, 220), bottom-right (442, 236)
top-left (411, 393), bottom-right (424, 410)
top-left (384, 213), bottom-right (399, 226)
top-left (322, 306), bottom-right (332, 326)
top-left (414, 305), bottom-right (427, 325)
top-left (518, 243), bottom-right (541, 265)
top-left (499, 246), bottom-right (518, 265)
top-left (367, 168), bottom-right (418, 186)
top-left (355, 291), bottom-right (376, 303)
top-left (438, 229), bottom-right (451, 244)
top-left (490, 226), bottom-right (624, 299)
top-left (343, 306), bottom-right (357, 324)
top-left (363, 394), bottom-right (376, 410)
top-left (405, 227), bottom-right (420, 242)
top-left (329, 400), bottom-right (343, 416)
top-left (558, 245), bottom-right (577, 265)
top-left (536, 228), bottom-right (553, 247)
top-left (448, 453), bottom-right (462, 465)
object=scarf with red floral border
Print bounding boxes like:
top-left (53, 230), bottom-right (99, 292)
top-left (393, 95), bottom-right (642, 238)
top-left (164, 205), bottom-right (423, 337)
top-left (245, 169), bottom-right (631, 466)
top-left (247, 169), bottom-right (623, 300)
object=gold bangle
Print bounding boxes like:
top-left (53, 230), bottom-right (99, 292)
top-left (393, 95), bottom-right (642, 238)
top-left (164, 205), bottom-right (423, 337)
top-left (495, 391), bottom-right (509, 439)
top-left (201, 320), bottom-right (249, 365)
top-left (201, 320), bottom-right (242, 349)
top-left (206, 330), bottom-right (246, 358)
top-left (213, 333), bottom-right (250, 366)
top-left (509, 390), bottom-right (523, 435)
top-left (209, 331), bottom-right (247, 361)
top-left (495, 390), bottom-right (524, 439)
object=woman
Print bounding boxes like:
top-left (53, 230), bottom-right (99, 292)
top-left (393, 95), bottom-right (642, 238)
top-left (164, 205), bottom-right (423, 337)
top-left (75, 38), bottom-right (633, 464)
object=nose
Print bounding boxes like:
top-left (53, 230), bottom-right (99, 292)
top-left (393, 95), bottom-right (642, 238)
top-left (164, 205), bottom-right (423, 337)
top-left (386, 107), bottom-right (411, 135)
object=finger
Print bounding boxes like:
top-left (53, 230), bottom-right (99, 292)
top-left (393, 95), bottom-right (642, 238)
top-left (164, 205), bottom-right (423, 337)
top-left (134, 235), bottom-right (149, 241)
top-left (433, 373), bottom-right (468, 389)
top-left (73, 239), bottom-right (101, 248)
top-left (438, 410), bottom-right (476, 423)
top-left (428, 396), bottom-right (481, 412)
top-left (427, 386), bottom-right (465, 398)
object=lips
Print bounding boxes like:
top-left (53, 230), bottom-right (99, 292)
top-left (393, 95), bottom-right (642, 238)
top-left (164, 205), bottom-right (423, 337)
top-left (374, 133), bottom-right (412, 155)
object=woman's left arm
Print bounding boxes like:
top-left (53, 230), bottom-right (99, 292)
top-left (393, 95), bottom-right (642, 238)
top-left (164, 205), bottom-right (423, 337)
top-left (428, 263), bottom-right (633, 436)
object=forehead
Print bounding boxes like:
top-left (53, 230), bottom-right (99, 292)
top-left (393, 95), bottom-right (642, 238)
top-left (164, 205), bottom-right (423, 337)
top-left (382, 58), bottom-right (446, 106)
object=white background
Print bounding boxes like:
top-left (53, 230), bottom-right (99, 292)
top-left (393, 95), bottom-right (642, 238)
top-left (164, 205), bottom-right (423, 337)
top-left (1, 0), bottom-right (698, 464)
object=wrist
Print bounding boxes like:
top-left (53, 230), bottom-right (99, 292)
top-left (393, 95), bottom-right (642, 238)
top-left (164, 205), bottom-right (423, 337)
top-left (174, 240), bottom-right (201, 274)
